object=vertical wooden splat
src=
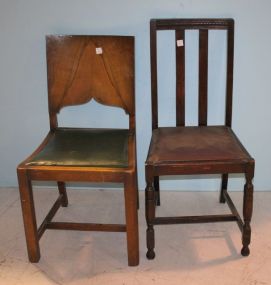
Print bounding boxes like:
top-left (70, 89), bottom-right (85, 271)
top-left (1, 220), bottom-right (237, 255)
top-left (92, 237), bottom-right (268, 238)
top-left (175, 29), bottom-right (185, 126)
top-left (198, 29), bottom-right (208, 126)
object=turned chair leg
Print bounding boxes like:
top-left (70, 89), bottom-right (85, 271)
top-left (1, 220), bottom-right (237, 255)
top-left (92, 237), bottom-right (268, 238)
top-left (124, 174), bottom-right (139, 266)
top-left (241, 170), bottom-right (254, 256)
top-left (145, 180), bottom-right (156, 259)
top-left (17, 168), bottom-right (40, 262)
top-left (220, 173), bottom-right (228, 203)
top-left (154, 176), bottom-right (160, 206)
top-left (57, 181), bottom-right (68, 207)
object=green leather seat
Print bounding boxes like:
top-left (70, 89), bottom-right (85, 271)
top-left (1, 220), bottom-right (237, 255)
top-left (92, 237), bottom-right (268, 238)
top-left (27, 128), bottom-right (129, 168)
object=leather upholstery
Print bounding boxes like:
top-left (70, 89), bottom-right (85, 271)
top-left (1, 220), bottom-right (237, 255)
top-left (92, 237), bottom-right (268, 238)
top-left (147, 126), bottom-right (250, 165)
top-left (27, 128), bottom-right (129, 167)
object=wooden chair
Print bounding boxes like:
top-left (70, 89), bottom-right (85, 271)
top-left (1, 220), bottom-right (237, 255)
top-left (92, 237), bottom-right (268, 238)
top-left (145, 18), bottom-right (255, 259)
top-left (17, 35), bottom-right (139, 266)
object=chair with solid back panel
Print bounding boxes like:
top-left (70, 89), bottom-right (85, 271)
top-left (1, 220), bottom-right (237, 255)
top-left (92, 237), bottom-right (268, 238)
top-left (145, 18), bottom-right (255, 259)
top-left (17, 35), bottom-right (139, 266)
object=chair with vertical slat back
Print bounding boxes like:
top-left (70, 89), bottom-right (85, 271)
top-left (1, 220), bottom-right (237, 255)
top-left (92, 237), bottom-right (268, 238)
top-left (17, 35), bottom-right (139, 266)
top-left (145, 19), bottom-right (255, 260)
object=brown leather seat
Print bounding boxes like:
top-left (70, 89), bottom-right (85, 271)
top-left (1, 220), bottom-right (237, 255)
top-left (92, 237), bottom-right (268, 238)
top-left (147, 126), bottom-right (250, 165)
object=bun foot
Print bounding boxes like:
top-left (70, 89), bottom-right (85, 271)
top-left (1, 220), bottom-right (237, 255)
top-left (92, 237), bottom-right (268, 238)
top-left (241, 246), bottom-right (250, 256)
top-left (146, 250), bottom-right (155, 260)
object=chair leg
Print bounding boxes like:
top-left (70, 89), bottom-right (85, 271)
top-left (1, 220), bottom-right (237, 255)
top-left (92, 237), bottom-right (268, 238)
top-left (241, 170), bottom-right (254, 256)
top-left (154, 176), bottom-right (160, 206)
top-left (124, 174), bottom-right (139, 266)
top-left (57, 181), bottom-right (68, 207)
top-left (145, 179), bottom-right (156, 259)
top-left (219, 174), bottom-right (228, 203)
top-left (17, 168), bottom-right (40, 262)
top-left (135, 167), bottom-right (139, 210)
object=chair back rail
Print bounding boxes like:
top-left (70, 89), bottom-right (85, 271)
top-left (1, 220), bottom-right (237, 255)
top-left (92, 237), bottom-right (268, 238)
top-left (150, 18), bottom-right (234, 129)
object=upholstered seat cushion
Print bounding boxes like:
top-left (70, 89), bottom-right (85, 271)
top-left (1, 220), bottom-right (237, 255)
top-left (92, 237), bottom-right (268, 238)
top-left (26, 128), bottom-right (129, 168)
top-left (146, 126), bottom-right (251, 165)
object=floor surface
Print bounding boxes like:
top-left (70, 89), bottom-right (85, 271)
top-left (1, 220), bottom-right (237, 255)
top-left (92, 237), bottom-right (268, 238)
top-left (0, 187), bottom-right (270, 285)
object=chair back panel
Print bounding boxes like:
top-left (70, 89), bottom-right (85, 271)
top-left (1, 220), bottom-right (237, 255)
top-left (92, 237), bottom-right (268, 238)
top-left (150, 18), bottom-right (234, 129)
top-left (46, 35), bottom-right (135, 124)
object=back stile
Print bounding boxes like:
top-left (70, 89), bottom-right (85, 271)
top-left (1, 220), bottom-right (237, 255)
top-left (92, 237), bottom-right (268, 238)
top-left (150, 20), bottom-right (158, 130)
top-left (225, 21), bottom-right (234, 127)
top-left (198, 29), bottom-right (208, 126)
top-left (49, 113), bottom-right (58, 130)
top-left (175, 29), bottom-right (185, 126)
top-left (129, 115), bottom-right (136, 131)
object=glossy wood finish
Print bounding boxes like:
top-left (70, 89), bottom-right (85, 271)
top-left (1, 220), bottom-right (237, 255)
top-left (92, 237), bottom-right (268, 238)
top-left (145, 18), bottom-right (255, 260)
top-left (17, 35), bottom-right (139, 266)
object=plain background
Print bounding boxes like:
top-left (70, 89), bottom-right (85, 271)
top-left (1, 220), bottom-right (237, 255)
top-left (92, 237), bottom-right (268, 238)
top-left (0, 0), bottom-right (270, 191)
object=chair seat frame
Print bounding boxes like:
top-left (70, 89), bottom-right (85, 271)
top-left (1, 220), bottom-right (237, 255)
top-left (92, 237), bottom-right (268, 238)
top-left (18, 128), bottom-right (139, 266)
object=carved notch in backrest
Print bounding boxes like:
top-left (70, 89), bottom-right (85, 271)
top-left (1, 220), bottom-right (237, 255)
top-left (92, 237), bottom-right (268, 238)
top-left (46, 35), bottom-right (135, 125)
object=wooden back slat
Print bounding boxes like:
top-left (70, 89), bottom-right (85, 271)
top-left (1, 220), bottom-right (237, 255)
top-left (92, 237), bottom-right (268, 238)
top-left (175, 29), bottom-right (185, 126)
top-left (46, 35), bottom-right (135, 130)
top-left (198, 29), bottom-right (208, 126)
top-left (154, 18), bottom-right (233, 30)
top-left (150, 18), bottom-right (234, 129)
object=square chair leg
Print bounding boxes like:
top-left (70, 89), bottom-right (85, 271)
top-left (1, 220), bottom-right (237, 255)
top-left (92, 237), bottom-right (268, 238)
top-left (124, 174), bottom-right (139, 266)
top-left (17, 168), bottom-right (40, 262)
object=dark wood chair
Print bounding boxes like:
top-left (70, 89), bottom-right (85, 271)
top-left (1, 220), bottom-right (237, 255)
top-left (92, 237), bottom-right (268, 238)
top-left (145, 18), bottom-right (255, 259)
top-left (17, 35), bottom-right (139, 266)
